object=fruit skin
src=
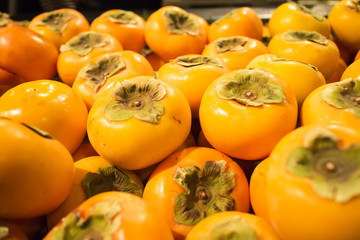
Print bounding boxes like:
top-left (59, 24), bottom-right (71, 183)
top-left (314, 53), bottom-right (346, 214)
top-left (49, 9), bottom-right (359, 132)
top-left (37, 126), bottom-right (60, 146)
top-left (0, 220), bottom-right (28, 240)
top-left (0, 80), bottom-right (88, 154)
top-left (250, 124), bottom-right (360, 240)
top-left (0, 118), bottom-right (74, 219)
top-left (0, 26), bottom-right (58, 82)
top-left (340, 59), bottom-right (360, 81)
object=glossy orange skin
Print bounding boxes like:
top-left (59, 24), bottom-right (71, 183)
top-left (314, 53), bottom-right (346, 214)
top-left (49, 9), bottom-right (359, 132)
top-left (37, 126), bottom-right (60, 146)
top-left (143, 50), bottom-right (168, 71)
top-left (268, 2), bottom-right (331, 38)
top-left (44, 191), bottom-right (174, 240)
top-left (57, 31), bottom-right (124, 86)
top-left (143, 147), bottom-right (250, 239)
top-left (355, 50), bottom-right (360, 61)
top-left (90, 9), bottom-right (146, 53)
top-left (72, 50), bottom-right (154, 111)
top-left (207, 7), bottom-right (263, 43)
top-left (246, 54), bottom-right (326, 107)
top-left (268, 32), bottom-right (340, 79)
top-left (0, 118), bottom-right (74, 219)
top-left (0, 220), bottom-right (28, 240)
top-left (157, 54), bottom-right (228, 118)
top-left (340, 59), bottom-right (360, 80)
top-left (87, 75), bottom-right (192, 170)
top-left (329, 0), bottom-right (360, 51)
top-left (202, 37), bottom-right (268, 71)
top-left (199, 69), bottom-right (298, 160)
top-left (72, 142), bottom-right (99, 162)
top-left (250, 124), bottom-right (360, 240)
top-left (46, 156), bottom-right (143, 229)
top-left (0, 26), bottom-right (58, 81)
top-left (326, 58), bottom-right (347, 83)
top-left (300, 82), bottom-right (360, 134)
top-left (0, 68), bottom-right (26, 96)
top-left (145, 6), bottom-right (208, 62)
top-left (186, 211), bottom-right (280, 240)
top-left (0, 80), bottom-right (88, 154)
top-left (28, 8), bottom-right (90, 49)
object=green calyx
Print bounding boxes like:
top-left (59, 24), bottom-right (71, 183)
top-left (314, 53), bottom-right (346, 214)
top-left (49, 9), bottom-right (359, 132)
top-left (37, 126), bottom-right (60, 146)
top-left (60, 31), bottom-right (107, 56)
top-left (81, 166), bottom-right (143, 199)
top-left (80, 53), bottom-right (125, 92)
top-left (296, 3), bottom-right (324, 21)
top-left (105, 78), bottom-right (166, 124)
top-left (216, 69), bottom-right (285, 106)
top-left (164, 9), bottom-right (200, 36)
top-left (215, 36), bottom-right (248, 53)
top-left (173, 160), bottom-right (235, 226)
top-left (284, 30), bottom-right (328, 45)
top-left (208, 216), bottom-right (258, 240)
top-left (35, 10), bottom-right (73, 35)
top-left (51, 201), bottom-right (122, 240)
top-left (175, 55), bottom-right (224, 68)
top-left (106, 10), bottom-right (138, 24)
top-left (0, 12), bottom-right (10, 27)
top-left (0, 226), bottom-right (9, 238)
top-left (321, 78), bottom-right (360, 118)
top-left (349, 1), bottom-right (360, 11)
top-left (213, 9), bottom-right (236, 24)
top-left (286, 127), bottom-right (360, 203)
top-left (22, 123), bottom-right (53, 139)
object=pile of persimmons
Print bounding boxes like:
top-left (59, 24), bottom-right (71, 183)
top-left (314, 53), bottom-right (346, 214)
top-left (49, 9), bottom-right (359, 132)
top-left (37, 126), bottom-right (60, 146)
top-left (0, 1), bottom-right (360, 239)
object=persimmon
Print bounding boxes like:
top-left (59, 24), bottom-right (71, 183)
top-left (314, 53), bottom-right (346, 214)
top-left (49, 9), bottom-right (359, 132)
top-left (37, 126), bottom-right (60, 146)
top-left (250, 124), bottom-right (360, 240)
top-left (141, 45), bottom-right (168, 71)
top-left (0, 12), bottom-right (15, 27)
top-left (57, 30), bottom-right (123, 86)
top-left (1, 216), bottom-right (46, 240)
top-left (301, 78), bottom-right (360, 134)
top-left (87, 75), bottom-right (192, 170)
top-left (143, 147), bottom-right (250, 239)
top-left (90, 9), bottom-right (146, 53)
top-left (28, 8), bottom-right (90, 49)
top-left (0, 220), bottom-right (28, 240)
top-left (72, 51), bottom-right (154, 110)
top-left (268, 30), bottom-right (340, 79)
top-left (186, 211), bottom-right (280, 240)
top-left (199, 68), bottom-right (298, 160)
top-left (72, 142), bottom-right (98, 162)
top-left (0, 68), bottom-right (26, 96)
top-left (145, 6), bottom-right (208, 62)
top-left (328, 0), bottom-right (360, 51)
top-left (246, 54), bottom-right (326, 108)
top-left (0, 80), bottom-right (88, 154)
top-left (0, 118), bottom-right (74, 219)
top-left (46, 156), bottom-right (143, 229)
top-left (202, 36), bottom-right (268, 71)
top-left (44, 191), bottom-right (174, 240)
top-left (268, 1), bottom-right (331, 38)
top-left (207, 7), bottom-right (263, 43)
top-left (158, 54), bottom-right (228, 118)
top-left (355, 49), bottom-right (360, 61)
top-left (340, 58), bottom-right (360, 80)
top-left (0, 26), bottom-right (58, 82)
top-left (326, 58), bottom-right (347, 83)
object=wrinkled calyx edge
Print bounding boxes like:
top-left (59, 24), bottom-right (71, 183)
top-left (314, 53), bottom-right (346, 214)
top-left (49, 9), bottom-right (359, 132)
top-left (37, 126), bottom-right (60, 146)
top-left (284, 30), bottom-right (328, 45)
top-left (164, 8), bottom-right (200, 36)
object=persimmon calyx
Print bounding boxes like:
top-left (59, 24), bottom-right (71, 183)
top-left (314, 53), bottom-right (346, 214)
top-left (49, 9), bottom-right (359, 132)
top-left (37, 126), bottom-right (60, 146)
top-left (213, 9), bottom-right (236, 24)
top-left (216, 69), bottom-right (285, 106)
top-left (140, 45), bottom-right (153, 56)
top-left (22, 123), bottom-right (53, 139)
top-left (349, 0), bottom-right (360, 11)
top-left (175, 55), bottom-right (224, 68)
top-left (82, 166), bottom-right (143, 199)
top-left (321, 78), bottom-right (360, 118)
top-left (284, 30), bottom-right (328, 45)
top-left (80, 53), bottom-right (125, 92)
top-left (106, 10), bottom-right (138, 24)
top-left (173, 160), bottom-right (235, 226)
top-left (164, 9), bottom-right (200, 36)
top-left (209, 216), bottom-right (257, 240)
top-left (51, 201), bottom-right (122, 240)
top-left (0, 12), bottom-right (10, 27)
top-left (60, 31), bottom-right (107, 56)
top-left (0, 226), bottom-right (9, 238)
top-left (296, 3), bottom-right (324, 21)
top-left (215, 36), bottom-right (248, 53)
top-left (35, 10), bottom-right (73, 35)
top-left (105, 78), bottom-right (166, 124)
top-left (286, 127), bottom-right (360, 203)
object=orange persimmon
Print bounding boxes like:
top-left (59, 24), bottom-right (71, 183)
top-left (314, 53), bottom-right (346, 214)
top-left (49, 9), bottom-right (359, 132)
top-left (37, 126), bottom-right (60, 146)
top-left (340, 59), bottom-right (360, 81)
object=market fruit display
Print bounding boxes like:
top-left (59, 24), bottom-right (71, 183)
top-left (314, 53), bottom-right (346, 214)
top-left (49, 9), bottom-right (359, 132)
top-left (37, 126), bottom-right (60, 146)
top-left (0, 2), bottom-right (359, 239)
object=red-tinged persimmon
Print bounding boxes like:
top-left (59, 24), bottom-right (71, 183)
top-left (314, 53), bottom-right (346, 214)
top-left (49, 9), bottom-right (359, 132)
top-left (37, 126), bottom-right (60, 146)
top-left (250, 124), bottom-right (360, 240)
top-left (326, 58), bottom-right (347, 83)
top-left (28, 8), bottom-right (90, 49)
top-left (44, 191), bottom-right (174, 240)
top-left (199, 68), bottom-right (298, 160)
top-left (0, 26), bottom-right (58, 81)
top-left (0, 68), bottom-right (26, 96)
top-left (90, 9), bottom-right (146, 53)
top-left (340, 58), bottom-right (360, 80)
top-left (143, 147), bottom-right (250, 239)
top-left (207, 7), bottom-right (263, 43)
top-left (145, 6), bottom-right (208, 62)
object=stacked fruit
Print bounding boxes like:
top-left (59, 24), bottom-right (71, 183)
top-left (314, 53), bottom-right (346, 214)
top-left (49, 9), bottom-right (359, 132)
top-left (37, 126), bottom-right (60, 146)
top-left (0, 1), bottom-right (360, 239)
